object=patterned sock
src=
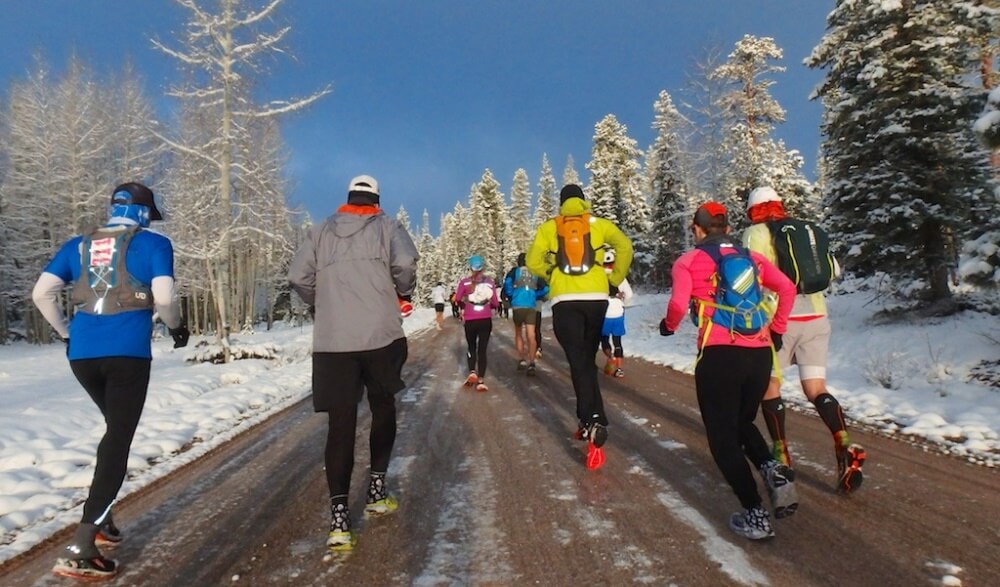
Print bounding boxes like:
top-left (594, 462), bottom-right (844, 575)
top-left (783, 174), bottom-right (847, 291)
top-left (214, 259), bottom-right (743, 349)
top-left (368, 472), bottom-right (387, 503)
top-left (330, 496), bottom-right (350, 532)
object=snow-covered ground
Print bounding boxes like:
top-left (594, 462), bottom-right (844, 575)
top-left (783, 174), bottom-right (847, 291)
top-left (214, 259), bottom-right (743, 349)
top-left (1, 286), bottom-right (998, 563)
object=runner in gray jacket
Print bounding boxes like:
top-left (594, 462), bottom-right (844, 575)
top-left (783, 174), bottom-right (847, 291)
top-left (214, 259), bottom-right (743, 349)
top-left (288, 174), bottom-right (418, 552)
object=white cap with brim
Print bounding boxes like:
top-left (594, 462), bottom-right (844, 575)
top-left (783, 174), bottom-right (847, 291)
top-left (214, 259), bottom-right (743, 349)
top-left (747, 186), bottom-right (781, 211)
top-left (349, 175), bottom-right (379, 195)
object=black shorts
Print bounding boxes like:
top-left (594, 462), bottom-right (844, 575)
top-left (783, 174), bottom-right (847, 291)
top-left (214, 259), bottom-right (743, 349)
top-left (312, 338), bottom-right (408, 411)
top-left (434, 303), bottom-right (446, 313)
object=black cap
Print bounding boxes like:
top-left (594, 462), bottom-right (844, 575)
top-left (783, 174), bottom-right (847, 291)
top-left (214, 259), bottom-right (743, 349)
top-left (111, 182), bottom-right (162, 221)
top-left (559, 184), bottom-right (585, 204)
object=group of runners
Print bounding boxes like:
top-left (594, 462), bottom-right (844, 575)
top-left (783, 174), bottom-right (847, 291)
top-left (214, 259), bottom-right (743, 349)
top-left (35, 176), bottom-right (865, 580)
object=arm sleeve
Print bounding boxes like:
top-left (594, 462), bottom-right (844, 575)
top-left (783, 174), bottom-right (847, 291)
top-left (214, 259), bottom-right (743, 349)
top-left (620, 278), bottom-right (634, 304)
top-left (288, 227), bottom-right (319, 305)
top-left (31, 272), bottom-right (70, 339)
top-left (152, 276), bottom-right (182, 329)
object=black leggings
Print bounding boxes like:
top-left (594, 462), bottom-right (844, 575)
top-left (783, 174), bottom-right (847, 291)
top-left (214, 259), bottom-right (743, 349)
top-left (325, 392), bottom-right (397, 497)
top-left (694, 345), bottom-right (773, 510)
top-left (601, 335), bottom-right (623, 358)
top-left (552, 300), bottom-right (609, 425)
top-left (70, 357), bottom-right (151, 524)
top-left (535, 311), bottom-right (543, 349)
top-left (464, 319), bottom-right (492, 377)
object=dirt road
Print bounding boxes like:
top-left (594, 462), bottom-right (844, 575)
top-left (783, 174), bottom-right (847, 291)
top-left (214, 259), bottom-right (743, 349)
top-left (2, 317), bottom-right (998, 586)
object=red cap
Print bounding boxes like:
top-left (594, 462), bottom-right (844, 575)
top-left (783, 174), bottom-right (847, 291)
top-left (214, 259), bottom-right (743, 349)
top-left (693, 202), bottom-right (728, 229)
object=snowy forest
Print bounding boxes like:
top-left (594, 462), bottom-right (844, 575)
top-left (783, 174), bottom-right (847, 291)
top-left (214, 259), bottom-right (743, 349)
top-left (1, 0), bottom-right (999, 363)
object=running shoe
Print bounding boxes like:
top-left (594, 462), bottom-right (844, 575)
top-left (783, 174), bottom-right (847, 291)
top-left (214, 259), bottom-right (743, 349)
top-left (574, 422), bottom-right (589, 441)
top-left (729, 506), bottom-right (775, 540)
top-left (760, 460), bottom-right (798, 518)
top-left (588, 422), bottom-right (608, 448)
top-left (464, 371), bottom-right (478, 387)
top-left (517, 360), bottom-right (528, 371)
top-left (95, 518), bottom-right (122, 546)
top-left (52, 556), bottom-right (118, 580)
top-left (526, 363), bottom-right (536, 376)
top-left (326, 531), bottom-right (357, 552)
top-left (837, 443), bottom-right (866, 494)
top-left (475, 380), bottom-right (488, 392)
top-left (586, 422), bottom-right (608, 470)
top-left (586, 442), bottom-right (606, 470)
top-left (365, 495), bottom-right (399, 518)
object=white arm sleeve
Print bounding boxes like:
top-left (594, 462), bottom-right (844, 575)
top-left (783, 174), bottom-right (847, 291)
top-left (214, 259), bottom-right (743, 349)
top-left (152, 276), bottom-right (182, 329)
top-left (31, 272), bottom-right (70, 339)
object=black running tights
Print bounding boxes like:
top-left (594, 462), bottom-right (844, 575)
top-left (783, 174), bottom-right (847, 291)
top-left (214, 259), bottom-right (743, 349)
top-left (464, 319), bottom-right (492, 377)
top-left (70, 357), bottom-right (151, 524)
top-left (694, 345), bottom-right (774, 510)
top-left (552, 300), bottom-right (609, 426)
top-left (325, 392), bottom-right (397, 498)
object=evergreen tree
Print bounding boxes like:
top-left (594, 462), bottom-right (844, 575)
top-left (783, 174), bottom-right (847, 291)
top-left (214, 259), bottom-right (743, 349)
top-left (808, 0), bottom-right (996, 303)
top-left (469, 169), bottom-right (508, 278)
top-left (710, 35), bottom-right (815, 227)
top-left (508, 168), bottom-right (533, 256)
top-left (396, 204), bottom-right (413, 240)
top-left (562, 154), bottom-right (581, 187)
top-left (414, 209), bottom-right (438, 305)
top-left (533, 153), bottom-right (557, 228)
top-left (645, 90), bottom-right (692, 288)
top-left (586, 114), bottom-right (649, 235)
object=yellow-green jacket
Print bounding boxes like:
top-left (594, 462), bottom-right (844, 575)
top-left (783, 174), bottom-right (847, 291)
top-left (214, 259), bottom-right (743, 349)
top-left (526, 197), bottom-right (633, 305)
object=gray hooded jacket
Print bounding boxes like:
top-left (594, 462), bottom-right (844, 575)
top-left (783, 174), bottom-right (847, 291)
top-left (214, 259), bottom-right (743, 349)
top-left (289, 208), bottom-right (418, 352)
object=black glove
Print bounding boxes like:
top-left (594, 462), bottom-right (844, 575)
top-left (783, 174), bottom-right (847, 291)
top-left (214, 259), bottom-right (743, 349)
top-left (659, 318), bottom-right (674, 336)
top-left (169, 324), bottom-right (190, 349)
top-left (63, 337), bottom-right (70, 358)
top-left (771, 331), bottom-right (783, 352)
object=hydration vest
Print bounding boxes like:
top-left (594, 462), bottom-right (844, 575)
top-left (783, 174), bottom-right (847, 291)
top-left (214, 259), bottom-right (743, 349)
top-left (70, 225), bottom-right (154, 315)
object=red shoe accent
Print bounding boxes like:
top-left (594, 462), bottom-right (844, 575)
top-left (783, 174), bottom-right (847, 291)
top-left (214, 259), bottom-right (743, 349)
top-left (586, 443), bottom-right (606, 470)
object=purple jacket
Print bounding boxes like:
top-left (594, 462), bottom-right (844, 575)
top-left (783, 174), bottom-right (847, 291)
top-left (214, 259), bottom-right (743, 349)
top-left (455, 274), bottom-right (498, 322)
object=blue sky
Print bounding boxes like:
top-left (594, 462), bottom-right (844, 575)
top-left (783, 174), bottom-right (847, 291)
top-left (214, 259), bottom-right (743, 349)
top-left (0, 1), bottom-right (830, 233)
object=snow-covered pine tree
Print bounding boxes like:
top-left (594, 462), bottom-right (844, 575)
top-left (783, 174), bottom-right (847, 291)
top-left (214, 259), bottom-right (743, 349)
top-left (508, 168), bottom-right (533, 257)
top-left (586, 114), bottom-right (649, 238)
top-left (469, 169), bottom-right (507, 279)
top-left (808, 0), bottom-right (996, 303)
top-left (397, 205), bottom-right (413, 240)
top-left (645, 90), bottom-right (693, 288)
top-left (414, 209), bottom-right (438, 306)
top-left (533, 153), bottom-right (557, 230)
top-left (710, 35), bottom-right (814, 227)
top-left (562, 154), bottom-right (581, 188)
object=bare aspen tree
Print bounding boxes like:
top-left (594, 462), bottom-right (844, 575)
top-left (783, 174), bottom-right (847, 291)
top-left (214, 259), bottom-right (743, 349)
top-left (153, 0), bottom-right (329, 361)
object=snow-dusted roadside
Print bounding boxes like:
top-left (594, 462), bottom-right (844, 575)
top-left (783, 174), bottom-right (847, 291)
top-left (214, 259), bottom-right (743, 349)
top-left (2, 286), bottom-right (999, 563)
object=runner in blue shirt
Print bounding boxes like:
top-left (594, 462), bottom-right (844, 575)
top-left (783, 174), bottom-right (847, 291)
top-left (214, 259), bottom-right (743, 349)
top-left (32, 182), bottom-right (189, 580)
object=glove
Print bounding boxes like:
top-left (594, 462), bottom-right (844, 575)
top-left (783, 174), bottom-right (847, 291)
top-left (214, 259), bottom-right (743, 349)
top-left (659, 318), bottom-right (674, 336)
top-left (399, 297), bottom-right (414, 318)
top-left (168, 324), bottom-right (190, 349)
top-left (63, 337), bottom-right (70, 358)
top-left (771, 331), bottom-right (783, 352)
